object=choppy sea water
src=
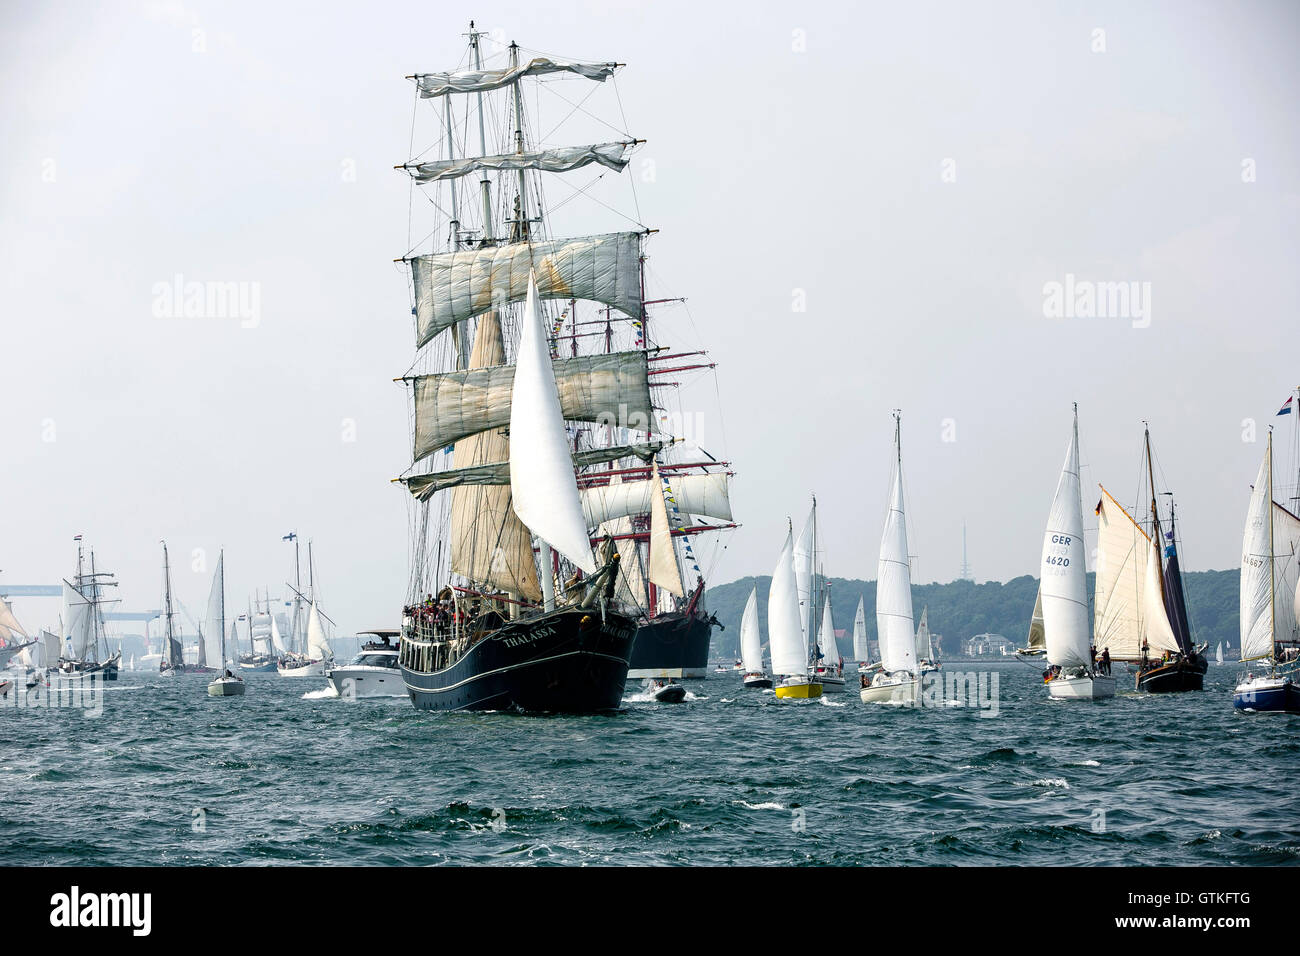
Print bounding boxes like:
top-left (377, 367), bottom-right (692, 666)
top-left (1, 662), bottom-right (1296, 866)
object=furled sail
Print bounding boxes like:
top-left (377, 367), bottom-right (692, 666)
top-left (449, 310), bottom-right (541, 602)
top-left (1040, 422), bottom-right (1091, 668)
top-left (405, 441), bottom-right (663, 499)
top-left (581, 472), bottom-right (731, 527)
top-left (306, 602), bottom-right (333, 661)
top-left (818, 592), bottom-right (839, 664)
top-left (409, 232), bottom-right (642, 347)
top-left (413, 349), bottom-right (652, 462)
top-left (852, 596), bottom-right (869, 661)
top-left (768, 527), bottom-right (806, 678)
top-left (508, 272), bottom-right (597, 574)
top-left (740, 586), bottom-right (763, 673)
top-left (406, 142), bottom-right (633, 183)
top-left (877, 446), bottom-right (917, 675)
top-left (1093, 487), bottom-right (1147, 659)
top-left (415, 57), bottom-right (618, 97)
top-left (202, 552), bottom-right (225, 671)
top-left (915, 606), bottom-right (932, 660)
top-left (1239, 449), bottom-right (1274, 661)
top-left (647, 460), bottom-right (685, 598)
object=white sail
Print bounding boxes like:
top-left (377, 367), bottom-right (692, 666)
top-left (581, 473), bottom-right (732, 527)
top-left (599, 477), bottom-right (648, 609)
top-left (407, 142), bottom-right (633, 183)
top-left (1139, 534), bottom-right (1182, 654)
top-left (877, 444), bottom-right (917, 675)
top-left (1239, 448), bottom-right (1274, 661)
top-left (0, 600), bottom-right (27, 639)
top-left (306, 602), bottom-right (332, 662)
top-left (852, 596), bottom-right (869, 661)
top-left (41, 629), bottom-right (60, 669)
top-left (1040, 421), bottom-right (1091, 668)
top-left (270, 613), bottom-right (289, 655)
top-left (1216, 642), bottom-right (1223, 664)
top-left (767, 528), bottom-right (806, 677)
top-left (415, 57), bottom-right (618, 97)
top-left (740, 586), bottom-right (763, 673)
top-left (410, 232), bottom-right (642, 347)
top-left (1026, 587), bottom-right (1045, 651)
top-left (793, 502), bottom-right (816, 640)
top-left (1093, 488), bottom-right (1147, 659)
top-left (1273, 501), bottom-right (1300, 647)
top-left (508, 271), bottom-right (596, 574)
top-left (818, 592), bottom-right (839, 663)
top-left (228, 621), bottom-right (240, 662)
top-left (62, 581), bottom-right (92, 660)
top-left (647, 461), bottom-right (685, 598)
top-left (915, 606), bottom-right (932, 660)
top-left (412, 350), bottom-right (652, 462)
top-left (202, 553), bottom-right (225, 670)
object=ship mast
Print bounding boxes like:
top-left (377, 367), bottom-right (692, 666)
top-left (1144, 423), bottom-right (1166, 600)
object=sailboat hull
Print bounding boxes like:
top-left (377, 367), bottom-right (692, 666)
top-left (238, 655), bottom-right (277, 673)
top-left (1047, 673), bottom-right (1115, 699)
top-left (774, 677), bottom-right (822, 699)
top-left (277, 659), bottom-right (328, 678)
top-left (626, 607), bottom-right (717, 679)
top-left (207, 677), bottom-right (246, 697)
top-left (859, 676), bottom-right (919, 704)
top-left (742, 673), bottom-right (773, 690)
top-left (400, 606), bottom-right (636, 713)
top-left (1232, 675), bottom-right (1300, 714)
top-left (1135, 654), bottom-right (1207, 693)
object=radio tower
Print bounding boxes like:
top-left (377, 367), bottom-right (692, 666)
top-left (959, 522), bottom-right (973, 581)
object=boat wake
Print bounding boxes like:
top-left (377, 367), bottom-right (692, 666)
top-left (818, 696), bottom-right (848, 707)
top-left (302, 686), bottom-right (339, 700)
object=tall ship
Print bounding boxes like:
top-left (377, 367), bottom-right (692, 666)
top-left (1093, 425), bottom-right (1206, 692)
top-left (391, 26), bottom-right (731, 711)
top-left (56, 538), bottom-right (121, 681)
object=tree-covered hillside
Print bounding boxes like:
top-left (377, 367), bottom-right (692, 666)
top-left (702, 569), bottom-right (1239, 659)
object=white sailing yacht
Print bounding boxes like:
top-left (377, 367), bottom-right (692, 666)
top-left (852, 596), bottom-right (872, 674)
top-left (914, 606), bottom-right (939, 674)
top-left (206, 551), bottom-right (245, 697)
top-left (278, 601), bottom-right (333, 678)
top-left (1039, 405), bottom-right (1114, 700)
top-left (770, 523), bottom-right (821, 699)
top-left (862, 412), bottom-right (921, 704)
top-left (1215, 642), bottom-right (1224, 665)
top-left (814, 581), bottom-right (846, 692)
top-left (1233, 430), bottom-right (1300, 713)
top-left (739, 586), bottom-right (770, 689)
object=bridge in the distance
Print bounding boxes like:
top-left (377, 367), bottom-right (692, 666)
top-left (0, 584), bottom-right (160, 622)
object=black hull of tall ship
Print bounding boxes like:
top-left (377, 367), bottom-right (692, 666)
top-left (626, 609), bottom-right (718, 679)
top-left (238, 655), bottom-right (278, 673)
top-left (400, 606), bottom-right (636, 713)
top-left (1136, 654), bottom-right (1208, 693)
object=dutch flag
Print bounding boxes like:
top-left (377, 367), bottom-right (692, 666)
top-left (1279, 395), bottom-right (1294, 417)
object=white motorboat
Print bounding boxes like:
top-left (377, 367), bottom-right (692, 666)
top-left (326, 631), bottom-right (403, 698)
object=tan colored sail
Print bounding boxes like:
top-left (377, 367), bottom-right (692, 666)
top-left (647, 461), bottom-right (685, 598)
top-left (448, 311), bottom-right (541, 602)
top-left (597, 476), bottom-right (648, 610)
top-left (1093, 487), bottom-right (1147, 659)
top-left (1026, 587), bottom-right (1045, 651)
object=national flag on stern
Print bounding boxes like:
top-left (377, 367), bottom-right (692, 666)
top-left (1279, 395), bottom-right (1294, 416)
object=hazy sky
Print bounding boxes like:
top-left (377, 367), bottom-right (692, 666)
top-left (3, 0), bottom-right (1298, 636)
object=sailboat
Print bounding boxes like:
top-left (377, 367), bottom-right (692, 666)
top-left (770, 522), bottom-right (821, 699)
top-left (238, 588), bottom-right (278, 672)
top-left (54, 539), bottom-right (122, 681)
top-left (1094, 426), bottom-right (1206, 692)
top-left (862, 412), bottom-right (921, 704)
top-left (390, 29), bottom-right (684, 712)
top-left (0, 599), bottom-right (38, 687)
top-left (278, 601), bottom-right (333, 678)
top-left (1216, 642), bottom-right (1224, 665)
top-left (915, 606), bottom-right (939, 674)
top-left (739, 586), bottom-right (771, 689)
top-left (1038, 405), bottom-right (1114, 700)
top-left (852, 596), bottom-right (872, 674)
top-left (206, 551), bottom-right (245, 697)
top-left (813, 580), bottom-right (846, 691)
top-left (158, 541), bottom-right (215, 676)
top-left (1233, 430), bottom-right (1300, 713)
